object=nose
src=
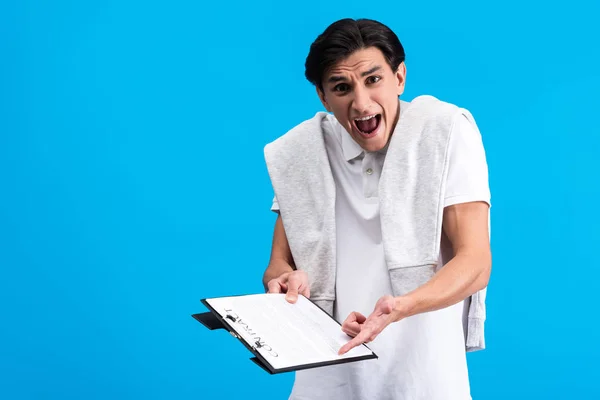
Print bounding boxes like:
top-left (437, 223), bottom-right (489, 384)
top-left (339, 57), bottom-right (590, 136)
top-left (352, 85), bottom-right (372, 115)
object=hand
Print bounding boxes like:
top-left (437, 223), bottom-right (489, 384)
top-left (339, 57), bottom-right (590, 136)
top-left (338, 295), bottom-right (402, 355)
top-left (266, 270), bottom-right (310, 304)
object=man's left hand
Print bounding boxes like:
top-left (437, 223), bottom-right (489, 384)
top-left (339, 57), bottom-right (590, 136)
top-left (338, 295), bottom-right (403, 355)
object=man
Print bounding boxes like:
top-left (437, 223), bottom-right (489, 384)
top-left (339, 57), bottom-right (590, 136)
top-left (262, 18), bottom-right (491, 400)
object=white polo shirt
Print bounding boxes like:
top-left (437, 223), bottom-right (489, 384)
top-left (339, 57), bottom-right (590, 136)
top-left (272, 101), bottom-right (491, 400)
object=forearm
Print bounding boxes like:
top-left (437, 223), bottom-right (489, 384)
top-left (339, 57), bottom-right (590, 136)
top-left (396, 251), bottom-right (491, 319)
top-left (262, 215), bottom-right (295, 290)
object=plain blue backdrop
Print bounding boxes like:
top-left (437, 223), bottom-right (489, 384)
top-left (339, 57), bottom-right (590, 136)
top-left (1, 0), bottom-right (599, 399)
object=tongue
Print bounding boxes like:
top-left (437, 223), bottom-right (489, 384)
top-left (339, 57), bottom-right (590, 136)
top-left (356, 117), bottom-right (378, 133)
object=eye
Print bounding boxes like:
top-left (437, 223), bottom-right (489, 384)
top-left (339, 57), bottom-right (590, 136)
top-left (366, 75), bottom-right (382, 84)
top-left (333, 83), bottom-right (350, 93)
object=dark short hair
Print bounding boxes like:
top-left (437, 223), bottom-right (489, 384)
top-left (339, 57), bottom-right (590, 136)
top-left (305, 19), bottom-right (405, 91)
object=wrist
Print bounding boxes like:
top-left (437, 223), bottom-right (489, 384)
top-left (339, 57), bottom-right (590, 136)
top-left (392, 295), bottom-right (418, 322)
top-left (263, 261), bottom-right (294, 286)
top-left (269, 260), bottom-right (294, 276)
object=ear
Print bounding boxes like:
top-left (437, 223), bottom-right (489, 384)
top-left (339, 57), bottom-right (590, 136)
top-left (316, 87), bottom-right (332, 112)
top-left (395, 62), bottom-right (407, 96)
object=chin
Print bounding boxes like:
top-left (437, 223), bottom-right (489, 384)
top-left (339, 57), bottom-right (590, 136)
top-left (361, 142), bottom-right (383, 152)
top-left (366, 136), bottom-right (389, 152)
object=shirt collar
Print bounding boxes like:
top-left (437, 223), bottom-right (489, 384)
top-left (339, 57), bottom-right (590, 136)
top-left (341, 126), bottom-right (365, 162)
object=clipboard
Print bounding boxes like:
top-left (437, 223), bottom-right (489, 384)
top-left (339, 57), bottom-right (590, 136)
top-left (192, 294), bottom-right (377, 374)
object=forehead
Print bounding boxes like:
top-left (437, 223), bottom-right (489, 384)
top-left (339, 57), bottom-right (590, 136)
top-left (325, 47), bottom-right (389, 77)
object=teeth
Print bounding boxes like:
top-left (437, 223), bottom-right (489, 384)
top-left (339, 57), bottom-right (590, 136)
top-left (354, 114), bottom-right (377, 121)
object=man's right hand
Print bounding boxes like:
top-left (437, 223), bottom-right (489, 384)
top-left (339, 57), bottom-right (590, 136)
top-left (266, 270), bottom-right (310, 304)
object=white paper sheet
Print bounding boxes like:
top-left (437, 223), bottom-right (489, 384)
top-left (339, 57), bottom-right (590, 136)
top-left (206, 294), bottom-right (374, 370)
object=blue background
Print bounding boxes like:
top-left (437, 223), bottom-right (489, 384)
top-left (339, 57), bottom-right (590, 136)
top-left (1, 0), bottom-right (599, 399)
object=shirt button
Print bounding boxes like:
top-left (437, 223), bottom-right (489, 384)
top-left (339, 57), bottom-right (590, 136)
top-left (366, 168), bottom-right (374, 175)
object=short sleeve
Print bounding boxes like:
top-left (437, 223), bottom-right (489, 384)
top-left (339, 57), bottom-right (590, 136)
top-left (444, 114), bottom-right (491, 208)
top-left (271, 195), bottom-right (280, 213)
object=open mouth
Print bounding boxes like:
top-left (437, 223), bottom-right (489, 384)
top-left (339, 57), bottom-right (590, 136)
top-left (353, 114), bottom-right (382, 138)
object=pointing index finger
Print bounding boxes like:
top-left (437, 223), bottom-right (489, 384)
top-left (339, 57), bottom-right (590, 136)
top-left (338, 330), bottom-right (369, 355)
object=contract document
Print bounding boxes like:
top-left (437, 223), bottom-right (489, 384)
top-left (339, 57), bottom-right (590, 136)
top-left (193, 293), bottom-right (377, 374)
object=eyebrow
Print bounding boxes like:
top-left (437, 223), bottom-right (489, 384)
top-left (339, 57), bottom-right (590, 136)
top-left (327, 65), bottom-right (382, 83)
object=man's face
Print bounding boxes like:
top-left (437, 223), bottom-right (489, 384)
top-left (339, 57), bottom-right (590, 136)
top-left (317, 47), bottom-right (406, 152)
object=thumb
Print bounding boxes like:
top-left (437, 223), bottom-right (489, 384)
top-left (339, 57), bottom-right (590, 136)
top-left (285, 287), bottom-right (299, 303)
top-left (376, 295), bottom-right (396, 315)
top-left (285, 275), bottom-right (302, 304)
